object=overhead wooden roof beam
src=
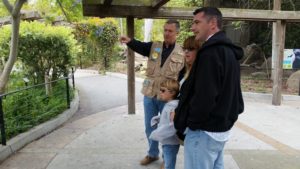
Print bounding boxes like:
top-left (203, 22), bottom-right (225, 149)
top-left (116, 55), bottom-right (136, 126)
top-left (103, 0), bottom-right (113, 6)
top-left (83, 5), bottom-right (300, 22)
top-left (152, 0), bottom-right (170, 9)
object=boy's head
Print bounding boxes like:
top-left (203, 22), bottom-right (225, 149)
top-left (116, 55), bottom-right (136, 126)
top-left (159, 79), bottom-right (179, 101)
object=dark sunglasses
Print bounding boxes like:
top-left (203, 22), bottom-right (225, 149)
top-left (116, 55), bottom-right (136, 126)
top-left (160, 88), bottom-right (174, 93)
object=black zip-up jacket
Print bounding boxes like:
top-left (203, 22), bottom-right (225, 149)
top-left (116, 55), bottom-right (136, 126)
top-left (174, 31), bottom-right (244, 134)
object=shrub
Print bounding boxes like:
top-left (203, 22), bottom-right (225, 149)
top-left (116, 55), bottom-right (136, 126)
top-left (74, 18), bottom-right (119, 71)
top-left (0, 21), bottom-right (79, 83)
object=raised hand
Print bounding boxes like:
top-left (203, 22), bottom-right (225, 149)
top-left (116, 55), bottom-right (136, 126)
top-left (119, 36), bottom-right (131, 44)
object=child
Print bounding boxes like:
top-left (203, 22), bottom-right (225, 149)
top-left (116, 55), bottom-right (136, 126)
top-left (149, 79), bottom-right (180, 169)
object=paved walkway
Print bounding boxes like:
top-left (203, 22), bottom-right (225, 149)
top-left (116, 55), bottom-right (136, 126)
top-left (0, 72), bottom-right (299, 169)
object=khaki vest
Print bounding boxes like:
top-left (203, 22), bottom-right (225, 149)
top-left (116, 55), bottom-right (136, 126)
top-left (141, 42), bottom-right (184, 99)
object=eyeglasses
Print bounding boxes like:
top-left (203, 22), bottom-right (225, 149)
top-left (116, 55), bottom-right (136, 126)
top-left (183, 48), bottom-right (195, 52)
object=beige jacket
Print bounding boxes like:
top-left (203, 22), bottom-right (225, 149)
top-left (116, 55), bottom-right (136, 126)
top-left (141, 42), bottom-right (184, 99)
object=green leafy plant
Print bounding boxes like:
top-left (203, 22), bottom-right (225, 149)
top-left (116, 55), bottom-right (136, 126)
top-left (1, 79), bottom-right (74, 140)
top-left (74, 18), bottom-right (119, 72)
top-left (0, 21), bottom-right (78, 83)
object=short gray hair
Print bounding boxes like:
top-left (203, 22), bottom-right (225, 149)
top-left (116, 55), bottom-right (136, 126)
top-left (165, 19), bottom-right (180, 32)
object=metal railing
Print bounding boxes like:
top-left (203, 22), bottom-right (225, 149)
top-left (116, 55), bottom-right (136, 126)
top-left (0, 70), bottom-right (75, 145)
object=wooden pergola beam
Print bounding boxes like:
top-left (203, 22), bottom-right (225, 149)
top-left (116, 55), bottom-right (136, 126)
top-left (126, 17), bottom-right (135, 114)
top-left (152, 0), bottom-right (170, 9)
top-left (83, 5), bottom-right (300, 22)
top-left (103, 0), bottom-right (113, 5)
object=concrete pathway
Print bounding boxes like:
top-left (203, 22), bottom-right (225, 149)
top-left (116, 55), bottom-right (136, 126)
top-left (69, 70), bottom-right (143, 121)
top-left (0, 71), bottom-right (299, 169)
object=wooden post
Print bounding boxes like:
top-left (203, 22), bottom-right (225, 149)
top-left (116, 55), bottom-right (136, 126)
top-left (271, 0), bottom-right (281, 76)
top-left (272, 0), bottom-right (286, 105)
top-left (126, 17), bottom-right (135, 114)
top-left (272, 20), bottom-right (286, 105)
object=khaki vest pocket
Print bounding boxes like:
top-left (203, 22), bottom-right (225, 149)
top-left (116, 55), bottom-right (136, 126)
top-left (165, 55), bottom-right (184, 78)
top-left (141, 78), bottom-right (155, 97)
top-left (145, 60), bottom-right (156, 76)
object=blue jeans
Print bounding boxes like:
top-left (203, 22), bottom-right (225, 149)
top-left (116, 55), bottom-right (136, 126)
top-left (162, 144), bottom-right (180, 169)
top-left (143, 96), bottom-right (165, 157)
top-left (184, 128), bottom-right (226, 169)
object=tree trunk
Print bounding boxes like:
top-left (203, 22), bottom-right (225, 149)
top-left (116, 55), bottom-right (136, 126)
top-left (45, 73), bottom-right (52, 96)
top-left (0, 0), bottom-right (26, 94)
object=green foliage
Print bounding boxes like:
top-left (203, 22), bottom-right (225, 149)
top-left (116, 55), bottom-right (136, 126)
top-left (0, 0), bottom-right (34, 17)
top-left (167, 0), bottom-right (203, 7)
top-left (134, 19), bottom-right (144, 41)
top-left (0, 1), bottom-right (9, 17)
top-left (56, 0), bottom-right (83, 21)
top-left (131, 19), bottom-right (165, 42)
top-left (131, 0), bottom-right (203, 43)
top-left (177, 20), bottom-right (194, 45)
top-left (0, 26), bottom-right (11, 69)
top-left (1, 79), bottom-right (74, 140)
top-left (74, 18), bottom-right (119, 71)
top-left (6, 67), bottom-right (29, 92)
top-left (0, 21), bottom-right (78, 83)
top-left (1, 0), bottom-right (82, 21)
top-left (171, 0), bottom-right (202, 45)
top-left (134, 19), bottom-right (192, 44)
top-left (183, 0), bottom-right (202, 6)
top-left (166, 0), bottom-right (186, 7)
top-left (31, 0), bottom-right (83, 22)
top-left (231, 21), bottom-right (243, 29)
top-left (151, 19), bottom-right (165, 42)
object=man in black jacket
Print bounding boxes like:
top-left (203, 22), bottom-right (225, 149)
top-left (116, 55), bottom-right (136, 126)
top-left (174, 7), bottom-right (244, 169)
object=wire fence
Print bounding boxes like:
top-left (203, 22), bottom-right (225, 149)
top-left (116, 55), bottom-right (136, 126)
top-left (0, 73), bottom-right (75, 145)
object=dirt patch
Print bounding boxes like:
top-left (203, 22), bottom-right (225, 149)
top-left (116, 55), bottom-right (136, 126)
top-left (240, 67), bottom-right (299, 95)
top-left (241, 76), bottom-right (298, 95)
